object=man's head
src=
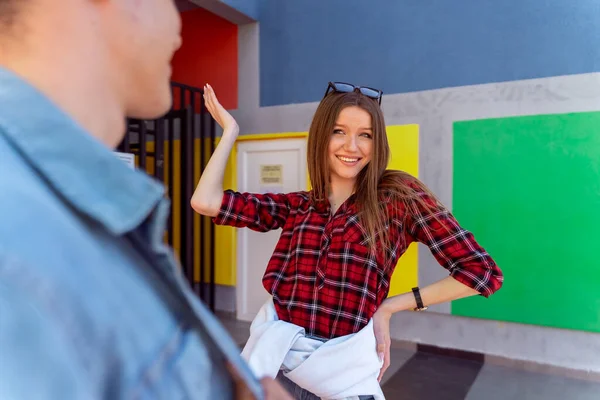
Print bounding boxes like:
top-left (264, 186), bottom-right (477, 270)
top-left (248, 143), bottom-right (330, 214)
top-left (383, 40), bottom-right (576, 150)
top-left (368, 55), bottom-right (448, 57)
top-left (0, 0), bottom-right (182, 141)
top-left (98, 0), bottom-right (183, 119)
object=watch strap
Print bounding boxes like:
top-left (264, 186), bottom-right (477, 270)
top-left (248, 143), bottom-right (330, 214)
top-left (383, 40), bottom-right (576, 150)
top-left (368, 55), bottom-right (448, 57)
top-left (412, 287), bottom-right (427, 311)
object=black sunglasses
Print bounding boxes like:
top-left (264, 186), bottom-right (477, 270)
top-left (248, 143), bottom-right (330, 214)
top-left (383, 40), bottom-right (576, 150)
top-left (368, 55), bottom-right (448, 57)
top-left (324, 81), bottom-right (383, 105)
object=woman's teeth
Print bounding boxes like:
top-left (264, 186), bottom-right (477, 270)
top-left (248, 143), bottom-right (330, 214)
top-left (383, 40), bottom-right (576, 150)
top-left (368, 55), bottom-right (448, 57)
top-left (337, 156), bottom-right (359, 163)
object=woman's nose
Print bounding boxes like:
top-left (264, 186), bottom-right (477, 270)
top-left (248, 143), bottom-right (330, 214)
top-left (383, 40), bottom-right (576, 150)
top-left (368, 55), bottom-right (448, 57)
top-left (344, 135), bottom-right (358, 152)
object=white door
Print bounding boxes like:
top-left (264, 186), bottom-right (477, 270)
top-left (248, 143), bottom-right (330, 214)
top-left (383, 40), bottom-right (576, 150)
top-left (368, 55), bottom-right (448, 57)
top-left (236, 138), bottom-right (307, 321)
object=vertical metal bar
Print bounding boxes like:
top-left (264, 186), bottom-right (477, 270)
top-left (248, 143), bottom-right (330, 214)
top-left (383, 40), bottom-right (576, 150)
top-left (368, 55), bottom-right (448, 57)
top-left (155, 119), bottom-right (165, 182)
top-left (190, 90), bottom-right (196, 116)
top-left (181, 104), bottom-right (194, 288)
top-left (190, 90), bottom-right (198, 297)
top-left (140, 120), bottom-right (147, 170)
top-left (167, 114), bottom-right (175, 247)
top-left (179, 87), bottom-right (185, 112)
top-left (209, 112), bottom-right (216, 312)
top-left (123, 125), bottom-right (131, 153)
top-left (179, 108), bottom-right (188, 282)
top-left (186, 104), bottom-right (194, 290)
top-left (171, 86), bottom-right (176, 110)
top-left (199, 89), bottom-right (206, 302)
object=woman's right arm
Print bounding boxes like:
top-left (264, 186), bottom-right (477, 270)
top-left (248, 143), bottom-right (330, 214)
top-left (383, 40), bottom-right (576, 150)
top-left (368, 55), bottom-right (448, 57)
top-left (190, 85), bottom-right (291, 232)
top-left (190, 84), bottom-right (239, 217)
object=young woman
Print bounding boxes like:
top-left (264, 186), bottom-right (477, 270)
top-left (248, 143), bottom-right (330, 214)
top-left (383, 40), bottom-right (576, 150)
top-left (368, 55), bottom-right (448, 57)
top-left (192, 82), bottom-right (503, 399)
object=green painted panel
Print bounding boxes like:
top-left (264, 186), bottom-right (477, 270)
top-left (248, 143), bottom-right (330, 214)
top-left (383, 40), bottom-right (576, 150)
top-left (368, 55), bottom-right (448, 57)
top-left (452, 112), bottom-right (600, 333)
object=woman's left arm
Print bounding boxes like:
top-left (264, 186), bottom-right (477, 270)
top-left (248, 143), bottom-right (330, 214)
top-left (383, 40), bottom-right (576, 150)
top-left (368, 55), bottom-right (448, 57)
top-left (373, 184), bottom-right (503, 381)
top-left (400, 183), bottom-right (504, 303)
top-left (378, 275), bottom-right (482, 317)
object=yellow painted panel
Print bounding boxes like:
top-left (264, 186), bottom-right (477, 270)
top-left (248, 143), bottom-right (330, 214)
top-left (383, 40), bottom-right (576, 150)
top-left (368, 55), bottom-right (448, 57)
top-left (385, 124), bottom-right (420, 297)
top-left (186, 137), bottom-right (237, 287)
top-left (205, 138), bottom-right (237, 286)
top-left (237, 132), bottom-right (307, 141)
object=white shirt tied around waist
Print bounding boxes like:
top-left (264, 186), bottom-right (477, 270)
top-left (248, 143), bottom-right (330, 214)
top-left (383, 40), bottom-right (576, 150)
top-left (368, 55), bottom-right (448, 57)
top-left (241, 298), bottom-right (385, 400)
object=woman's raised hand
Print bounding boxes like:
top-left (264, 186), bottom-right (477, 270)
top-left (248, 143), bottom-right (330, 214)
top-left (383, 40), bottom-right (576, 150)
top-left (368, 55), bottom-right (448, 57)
top-left (203, 84), bottom-right (239, 137)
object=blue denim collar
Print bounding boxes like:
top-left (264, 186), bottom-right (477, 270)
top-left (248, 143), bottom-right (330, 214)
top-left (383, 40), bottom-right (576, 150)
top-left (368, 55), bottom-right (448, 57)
top-left (0, 67), bottom-right (166, 235)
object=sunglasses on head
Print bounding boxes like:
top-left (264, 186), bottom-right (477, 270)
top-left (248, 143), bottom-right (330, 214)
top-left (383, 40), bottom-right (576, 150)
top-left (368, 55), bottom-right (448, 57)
top-left (323, 81), bottom-right (383, 105)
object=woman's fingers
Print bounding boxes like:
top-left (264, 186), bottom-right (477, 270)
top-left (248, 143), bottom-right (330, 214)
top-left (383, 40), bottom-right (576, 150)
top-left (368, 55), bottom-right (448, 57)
top-left (203, 84), bottom-right (218, 122)
top-left (201, 83), bottom-right (238, 134)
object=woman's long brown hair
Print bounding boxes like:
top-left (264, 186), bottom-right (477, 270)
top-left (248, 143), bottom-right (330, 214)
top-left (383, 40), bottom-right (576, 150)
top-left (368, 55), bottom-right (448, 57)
top-left (307, 91), bottom-right (444, 256)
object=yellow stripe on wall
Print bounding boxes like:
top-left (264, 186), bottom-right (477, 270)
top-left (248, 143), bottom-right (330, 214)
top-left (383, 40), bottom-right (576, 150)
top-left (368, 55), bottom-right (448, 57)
top-left (385, 124), bottom-right (420, 297)
top-left (213, 139), bottom-right (237, 285)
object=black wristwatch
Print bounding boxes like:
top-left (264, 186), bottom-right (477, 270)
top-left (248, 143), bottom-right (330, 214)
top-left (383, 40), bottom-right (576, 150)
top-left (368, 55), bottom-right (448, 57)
top-left (412, 287), bottom-right (428, 311)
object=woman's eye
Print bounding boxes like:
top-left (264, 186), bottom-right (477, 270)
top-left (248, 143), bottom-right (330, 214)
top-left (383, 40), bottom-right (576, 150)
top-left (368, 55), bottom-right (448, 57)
top-left (333, 129), bottom-right (344, 135)
top-left (361, 133), bottom-right (372, 139)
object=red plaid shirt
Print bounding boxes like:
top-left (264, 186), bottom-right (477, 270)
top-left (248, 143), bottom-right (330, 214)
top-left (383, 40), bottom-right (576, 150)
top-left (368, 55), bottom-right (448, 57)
top-left (213, 184), bottom-right (503, 339)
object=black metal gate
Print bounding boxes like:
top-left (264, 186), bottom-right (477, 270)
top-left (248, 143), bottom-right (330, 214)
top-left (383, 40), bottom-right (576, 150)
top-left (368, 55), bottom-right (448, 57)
top-left (116, 82), bottom-right (217, 311)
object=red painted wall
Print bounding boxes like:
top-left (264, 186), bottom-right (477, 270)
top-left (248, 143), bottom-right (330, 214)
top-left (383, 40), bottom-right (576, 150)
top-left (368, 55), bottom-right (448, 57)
top-left (171, 8), bottom-right (238, 110)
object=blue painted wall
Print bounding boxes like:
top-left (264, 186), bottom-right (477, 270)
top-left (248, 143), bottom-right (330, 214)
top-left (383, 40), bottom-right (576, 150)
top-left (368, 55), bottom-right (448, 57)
top-left (258, 0), bottom-right (600, 107)
top-left (222, 0), bottom-right (261, 21)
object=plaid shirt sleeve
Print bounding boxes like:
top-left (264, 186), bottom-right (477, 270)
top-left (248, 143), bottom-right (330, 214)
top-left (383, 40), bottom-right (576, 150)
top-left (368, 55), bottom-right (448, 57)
top-left (212, 190), bottom-right (291, 232)
top-left (406, 186), bottom-right (504, 297)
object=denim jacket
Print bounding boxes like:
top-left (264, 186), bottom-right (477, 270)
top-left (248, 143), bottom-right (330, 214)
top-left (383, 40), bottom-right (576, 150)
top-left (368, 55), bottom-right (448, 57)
top-left (0, 67), bottom-right (262, 400)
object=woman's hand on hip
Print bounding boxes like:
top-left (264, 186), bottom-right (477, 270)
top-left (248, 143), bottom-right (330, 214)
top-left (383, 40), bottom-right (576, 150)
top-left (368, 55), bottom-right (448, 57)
top-left (373, 303), bottom-right (392, 382)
